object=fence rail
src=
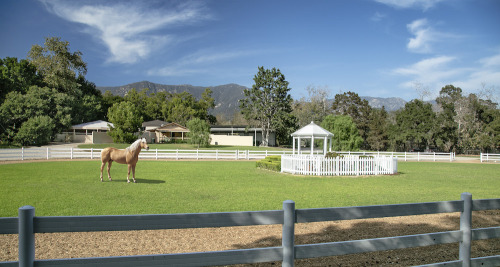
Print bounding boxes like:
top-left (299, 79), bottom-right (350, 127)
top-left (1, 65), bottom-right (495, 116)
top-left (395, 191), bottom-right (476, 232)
top-left (281, 155), bottom-right (398, 176)
top-left (1, 193), bottom-right (499, 267)
top-left (480, 153), bottom-right (500, 163)
top-left (0, 148), bottom-right (457, 162)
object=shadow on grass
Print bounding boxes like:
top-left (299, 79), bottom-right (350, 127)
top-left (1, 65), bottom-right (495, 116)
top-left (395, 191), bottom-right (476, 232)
top-left (230, 210), bottom-right (500, 266)
top-left (108, 178), bottom-right (166, 184)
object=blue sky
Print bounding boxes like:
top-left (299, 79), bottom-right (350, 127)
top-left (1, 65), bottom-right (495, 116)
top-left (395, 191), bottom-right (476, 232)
top-left (1, 0), bottom-right (499, 101)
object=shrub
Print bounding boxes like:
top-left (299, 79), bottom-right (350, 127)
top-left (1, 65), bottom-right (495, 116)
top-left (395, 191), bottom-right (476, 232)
top-left (14, 115), bottom-right (55, 146)
top-left (256, 156), bottom-right (281, 172)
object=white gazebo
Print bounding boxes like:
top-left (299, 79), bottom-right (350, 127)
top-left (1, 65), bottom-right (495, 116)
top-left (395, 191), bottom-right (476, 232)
top-left (291, 121), bottom-right (334, 155)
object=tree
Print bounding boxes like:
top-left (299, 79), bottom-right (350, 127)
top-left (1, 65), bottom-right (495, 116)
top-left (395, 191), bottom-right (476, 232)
top-left (367, 107), bottom-right (389, 151)
top-left (27, 37), bottom-right (87, 94)
top-left (186, 118), bottom-right (211, 148)
top-left (14, 116), bottom-right (55, 146)
top-left (292, 86), bottom-right (331, 127)
top-left (162, 91), bottom-right (197, 125)
top-left (107, 101), bottom-right (143, 143)
top-left (393, 99), bottom-right (436, 151)
top-left (0, 86), bottom-right (73, 144)
top-left (331, 91), bottom-right (372, 149)
top-left (321, 115), bottom-right (363, 151)
top-left (239, 66), bottom-right (296, 146)
top-left (0, 57), bottom-right (42, 103)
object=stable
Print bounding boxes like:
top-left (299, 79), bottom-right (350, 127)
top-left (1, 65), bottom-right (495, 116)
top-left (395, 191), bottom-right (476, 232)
top-left (291, 121), bottom-right (334, 155)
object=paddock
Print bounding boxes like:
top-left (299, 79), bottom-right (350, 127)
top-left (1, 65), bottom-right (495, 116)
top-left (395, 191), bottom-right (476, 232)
top-left (0, 160), bottom-right (498, 266)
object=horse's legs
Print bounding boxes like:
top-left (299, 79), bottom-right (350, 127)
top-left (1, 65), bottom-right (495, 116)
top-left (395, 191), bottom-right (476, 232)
top-left (132, 164), bottom-right (136, 183)
top-left (100, 162), bottom-right (106, 182)
top-left (107, 161), bottom-right (113, 181)
top-left (127, 164), bottom-right (131, 183)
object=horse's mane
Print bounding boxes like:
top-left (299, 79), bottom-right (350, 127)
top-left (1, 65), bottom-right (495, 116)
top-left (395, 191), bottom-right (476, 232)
top-left (126, 138), bottom-right (143, 153)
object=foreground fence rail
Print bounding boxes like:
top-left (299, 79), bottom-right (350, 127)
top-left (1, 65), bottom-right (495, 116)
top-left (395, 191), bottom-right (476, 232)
top-left (0, 193), bottom-right (499, 267)
top-left (0, 148), bottom-right (458, 162)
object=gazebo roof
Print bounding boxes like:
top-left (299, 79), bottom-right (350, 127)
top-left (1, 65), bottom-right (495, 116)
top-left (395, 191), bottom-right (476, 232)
top-left (291, 121), bottom-right (334, 137)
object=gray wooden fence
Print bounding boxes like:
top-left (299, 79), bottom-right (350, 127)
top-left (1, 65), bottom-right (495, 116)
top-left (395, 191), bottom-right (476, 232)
top-left (0, 193), bottom-right (499, 267)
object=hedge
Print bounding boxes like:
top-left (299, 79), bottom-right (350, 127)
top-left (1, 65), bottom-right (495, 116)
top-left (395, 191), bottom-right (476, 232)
top-left (256, 155), bottom-right (281, 172)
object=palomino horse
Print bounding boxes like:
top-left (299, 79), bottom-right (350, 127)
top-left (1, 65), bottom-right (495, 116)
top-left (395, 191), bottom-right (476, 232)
top-left (100, 138), bottom-right (149, 183)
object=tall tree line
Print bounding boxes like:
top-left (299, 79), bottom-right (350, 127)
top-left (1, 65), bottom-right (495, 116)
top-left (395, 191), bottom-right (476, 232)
top-left (292, 86), bottom-right (499, 153)
top-left (0, 37), bottom-right (215, 145)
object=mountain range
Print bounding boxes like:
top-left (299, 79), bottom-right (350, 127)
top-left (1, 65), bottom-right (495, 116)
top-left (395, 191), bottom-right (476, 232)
top-left (97, 81), bottom-right (409, 118)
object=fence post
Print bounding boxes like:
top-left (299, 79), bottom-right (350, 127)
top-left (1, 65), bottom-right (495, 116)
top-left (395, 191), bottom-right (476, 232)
top-left (22, 147), bottom-right (24, 160)
top-left (46, 147), bottom-right (49, 160)
top-left (91, 148), bottom-right (93, 160)
top-left (282, 200), bottom-right (295, 267)
top-left (460, 192), bottom-right (472, 267)
top-left (156, 148), bottom-right (158, 160)
top-left (70, 147), bottom-right (73, 160)
top-left (19, 205), bottom-right (35, 267)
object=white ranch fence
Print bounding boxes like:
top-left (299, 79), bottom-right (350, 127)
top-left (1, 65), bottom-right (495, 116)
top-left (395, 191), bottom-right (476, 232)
top-left (0, 148), bottom-right (456, 162)
top-left (281, 155), bottom-right (398, 176)
top-left (480, 153), bottom-right (500, 163)
top-left (0, 193), bottom-right (499, 267)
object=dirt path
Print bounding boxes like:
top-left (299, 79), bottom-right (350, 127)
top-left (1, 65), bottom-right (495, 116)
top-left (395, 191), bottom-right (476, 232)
top-left (1, 210), bottom-right (499, 266)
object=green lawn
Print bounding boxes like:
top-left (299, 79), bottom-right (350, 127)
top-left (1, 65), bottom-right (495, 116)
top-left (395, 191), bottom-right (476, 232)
top-left (0, 161), bottom-right (498, 217)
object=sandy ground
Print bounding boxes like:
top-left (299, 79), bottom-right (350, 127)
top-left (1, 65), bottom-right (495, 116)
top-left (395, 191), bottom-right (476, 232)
top-left (1, 210), bottom-right (499, 266)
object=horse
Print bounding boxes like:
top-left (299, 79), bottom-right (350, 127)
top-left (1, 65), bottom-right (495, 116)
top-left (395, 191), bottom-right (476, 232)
top-left (100, 138), bottom-right (149, 183)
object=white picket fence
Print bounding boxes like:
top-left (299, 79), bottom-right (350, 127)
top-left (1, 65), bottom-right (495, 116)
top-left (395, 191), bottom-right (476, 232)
top-left (0, 147), bottom-right (455, 162)
top-left (281, 155), bottom-right (398, 176)
top-left (480, 153), bottom-right (500, 162)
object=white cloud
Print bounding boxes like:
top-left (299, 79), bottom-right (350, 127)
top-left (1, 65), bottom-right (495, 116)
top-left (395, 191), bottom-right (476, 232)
top-left (392, 53), bottom-right (500, 96)
top-left (479, 52), bottom-right (500, 67)
top-left (370, 12), bottom-right (386, 22)
top-left (405, 18), bottom-right (463, 54)
top-left (148, 49), bottom-right (262, 77)
top-left (375, 0), bottom-right (445, 11)
top-left (41, 0), bottom-right (210, 64)
top-left (407, 19), bottom-right (434, 53)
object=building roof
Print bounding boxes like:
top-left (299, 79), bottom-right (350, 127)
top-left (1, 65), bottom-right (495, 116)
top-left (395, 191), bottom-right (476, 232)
top-left (291, 121), bottom-right (334, 137)
top-left (142, 120), bottom-right (168, 127)
top-left (210, 125), bottom-right (262, 132)
top-left (71, 120), bottom-right (114, 130)
top-left (155, 122), bottom-right (189, 133)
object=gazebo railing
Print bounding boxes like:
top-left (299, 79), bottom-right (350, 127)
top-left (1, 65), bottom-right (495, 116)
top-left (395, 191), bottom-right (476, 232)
top-left (281, 155), bottom-right (398, 176)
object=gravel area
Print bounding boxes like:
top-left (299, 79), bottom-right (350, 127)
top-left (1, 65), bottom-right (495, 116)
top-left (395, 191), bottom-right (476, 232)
top-left (1, 210), bottom-right (499, 266)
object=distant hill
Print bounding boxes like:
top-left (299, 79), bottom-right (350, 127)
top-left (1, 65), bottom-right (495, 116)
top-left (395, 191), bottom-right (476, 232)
top-left (361, 96), bottom-right (407, 111)
top-left (97, 81), bottom-right (410, 118)
top-left (97, 81), bottom-right (246, 118)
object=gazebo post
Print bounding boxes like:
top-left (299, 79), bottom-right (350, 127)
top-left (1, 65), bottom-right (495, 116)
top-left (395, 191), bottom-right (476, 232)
top-left (292, 137), bottom-right (295, 154)
top-left (310, 135), bottom-right (314, 155)
top-left (298, 137), bottom-right (301, 154)
top-left (323, 136), bottom-right (327, 155)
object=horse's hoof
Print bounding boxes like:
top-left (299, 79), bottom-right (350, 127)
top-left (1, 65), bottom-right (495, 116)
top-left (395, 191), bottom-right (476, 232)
top-left (133, 180), bottom-right (136, 183)
top-left (127, 180), bottom-right (130, 183)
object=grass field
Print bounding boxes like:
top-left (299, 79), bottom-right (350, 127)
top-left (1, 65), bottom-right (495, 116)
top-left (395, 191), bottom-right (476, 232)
top-left (0, 160), bottom-right (498, 217)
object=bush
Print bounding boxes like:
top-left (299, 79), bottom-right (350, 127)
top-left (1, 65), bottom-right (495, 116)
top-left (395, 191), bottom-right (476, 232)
top-left (256, 156), bottom-right (281, 172)
top-left (14, 115), bottom-right (55, 146)
top-left (325, 152), bottom-right (342, 158)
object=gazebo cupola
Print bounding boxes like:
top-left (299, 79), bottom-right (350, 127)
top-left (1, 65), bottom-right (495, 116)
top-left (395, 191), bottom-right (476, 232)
top-left (291, 121), bottom-right (334, 155)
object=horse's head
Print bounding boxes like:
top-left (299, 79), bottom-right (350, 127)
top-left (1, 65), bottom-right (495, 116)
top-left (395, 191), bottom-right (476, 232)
top-left (140, 138), bottom-right (149, 151)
